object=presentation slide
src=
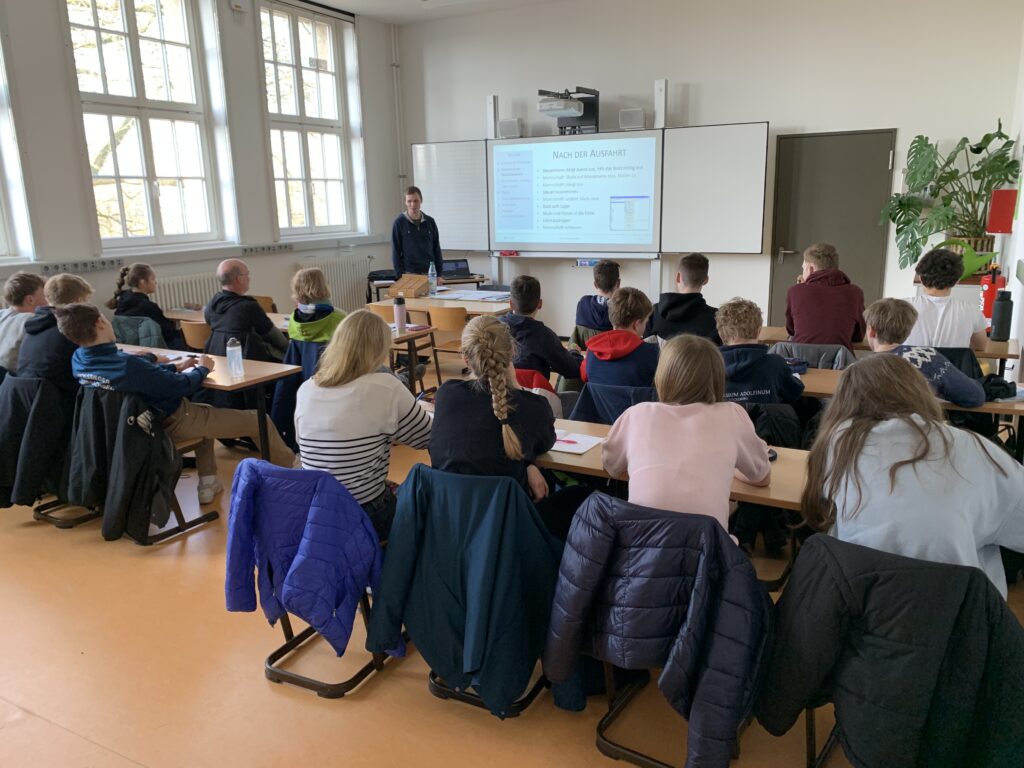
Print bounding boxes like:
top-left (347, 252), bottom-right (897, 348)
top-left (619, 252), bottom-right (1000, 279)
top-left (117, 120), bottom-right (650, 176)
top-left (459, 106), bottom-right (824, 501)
top-left (489, 131), bottom-right (662, 252)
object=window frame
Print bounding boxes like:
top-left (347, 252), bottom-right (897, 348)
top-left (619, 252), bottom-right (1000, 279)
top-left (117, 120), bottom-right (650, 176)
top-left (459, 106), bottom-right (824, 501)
top-left (62, 0), bottom-right (224, 249)
top-left (258, 0), bottom-right (357, 236)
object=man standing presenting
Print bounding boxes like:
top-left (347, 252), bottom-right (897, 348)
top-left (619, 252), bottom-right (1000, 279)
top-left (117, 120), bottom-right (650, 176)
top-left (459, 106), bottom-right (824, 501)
top-left (391, 186), bottom-right (444, 281)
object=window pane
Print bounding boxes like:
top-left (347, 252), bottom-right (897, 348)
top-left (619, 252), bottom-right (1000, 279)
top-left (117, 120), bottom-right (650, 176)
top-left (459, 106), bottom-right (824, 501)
top-left (182, 179), bottom-right (210, 233)
top-left (140, 39), bottom-right (168, 100)
top-left (274, 179), bottom-right (288, 228)
top-left (120, 179), bottom-right (151, 236)
top-left (298, 18), bottom-right (314, 69)
top-left (316, 23), bottom-right (333, 70)
top-left (273, 13), bottom-right (292, 63)
top-left (158, 179), bottom-right (185, 235)
top-left (287, 180), bottom-right (306, 227)
top-left (277, 65), bottom-right (297, 115)
top-left (83, 114), bottom-right (115, 176)
top-left (149, 119), bottom-right (176, 176)
top-left (72, 27), bottom-right (104, 94)
top-left (165, 44), bottom-right (195, 103)
top-left (307, 132), bottom-right (324, 178)
top-left (302, 69), bottom-right (320, 118)
top-left (93, 179), bottom-right (123, 238)
top-left (264, 63), bottom-right (279, 113)
top-left (318, 72), bottom-right (337, 121)
top-left (323, 132), bottom-right (342, 179)
top-left (113, 116), bottom-right (144, 176)
top-left (326, 180), bottom-right (345, 225)
top-left (282, 130), bottom-right (303, 179)
top-left (174, 120), bottom-right (203, 176)
top-left (95, 0), bottom-right (125, 31)
top-left (311, 179), bottom-right (327, 226)
top-left (260, 10), bottom-right (274, 60)
top-left (67, 0), bottom-right (96, 27)
top-left (269, 129), bottom-right (284, 178)
top-left (134, 0), bottom-right (158, 37)
top-left (101, 33), bottom-right (133, 96)
top-left (157, 0), bottom-right (188, 44)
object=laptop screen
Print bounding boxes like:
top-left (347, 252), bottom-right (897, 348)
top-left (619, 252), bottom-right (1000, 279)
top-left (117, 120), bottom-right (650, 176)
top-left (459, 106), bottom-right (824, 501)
top-left (442, 259), bottom-right (470, 276)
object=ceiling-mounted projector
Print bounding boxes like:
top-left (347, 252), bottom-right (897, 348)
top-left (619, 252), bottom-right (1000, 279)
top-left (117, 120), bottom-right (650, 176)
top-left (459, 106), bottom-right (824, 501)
top-left (537, 97), bottom-right (584, 118)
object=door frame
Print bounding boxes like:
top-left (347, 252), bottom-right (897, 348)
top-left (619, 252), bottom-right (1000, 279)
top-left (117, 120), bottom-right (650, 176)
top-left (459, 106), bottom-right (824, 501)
top-left (767, 128), bottom-right (896, 324)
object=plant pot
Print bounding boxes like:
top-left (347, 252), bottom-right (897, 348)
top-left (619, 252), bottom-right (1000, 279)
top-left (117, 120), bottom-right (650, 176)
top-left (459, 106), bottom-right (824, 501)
top-left (944, 235), bottom-right (995, 255)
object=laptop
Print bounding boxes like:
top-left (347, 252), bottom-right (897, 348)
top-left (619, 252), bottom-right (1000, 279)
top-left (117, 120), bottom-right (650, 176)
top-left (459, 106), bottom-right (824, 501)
top-left (441, 258), bottom-right (472, 278)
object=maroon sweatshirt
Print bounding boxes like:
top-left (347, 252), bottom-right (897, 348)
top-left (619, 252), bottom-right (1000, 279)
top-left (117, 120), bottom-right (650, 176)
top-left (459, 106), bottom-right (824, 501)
top-left (785, 268), bottom-right (865, 350)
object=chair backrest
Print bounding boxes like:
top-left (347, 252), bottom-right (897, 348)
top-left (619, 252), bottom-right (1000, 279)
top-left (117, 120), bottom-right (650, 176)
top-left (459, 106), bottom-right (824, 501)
top-left (515, 368), bottom-right (554, 393)
top-left (768, 342), bottom-right (856, 370)
top-left (180, 321), bottom-right (212, 351)
top-left (478, 284), bottom-right (511, 292)
top-left (368, 303), bottom-right (394, 323)
top-left (571, 325), bottom-right (602, 349)
top-left (428, 306), bottom-right (468, 332)
top-left (935, 347), bottom-right (984, 379)
top-left (251, 294), bottom-right (277, 314)
top-left (569, 383), bottom-right (657, 425)
top-left (112, 315), bottom-right (166, 348)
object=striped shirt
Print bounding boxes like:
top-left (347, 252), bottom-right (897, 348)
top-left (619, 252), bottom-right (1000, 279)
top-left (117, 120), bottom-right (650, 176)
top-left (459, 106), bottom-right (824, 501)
top-left (295, 372), bottom-right (431, 504)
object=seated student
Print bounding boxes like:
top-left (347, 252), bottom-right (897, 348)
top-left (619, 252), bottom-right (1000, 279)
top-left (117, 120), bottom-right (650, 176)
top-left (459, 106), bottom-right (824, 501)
top-left (717, 297), bottom-right (804, 405)
top-left (106, 263), bottom-right (185, 349)
top-left (581, 287), bottom-right (659, 387)
top-left (56, 304), bottom-right (295, 504)
top-left (904, 248), bottom-right (988, 349)
top-left (17, 273), bottom-right (93, 407)
top-left (649, 253), bottom-right (720, 343)
top-left (603, 334), bottom-right (771, 532)
top-left (574, 259), bottom-right (619, 335)
top-left (294, 310), bottom-right (430, 540)
top-left (785, 242), bottom-right (865, 350)
top-left (286, 267), bottom-right (346, 345)
top-left (204, 258), bottom-right (288, 362)
top-left (430, 315), bottom-right (590, 540)
top-left (0, 272), bottom-right (46, 373)
top-left (501, 275), bottom-right (582, 382)
top-left (864, 298), bottom-right (984, 408)
top-left (801, 354), bottom-right (1024, 597)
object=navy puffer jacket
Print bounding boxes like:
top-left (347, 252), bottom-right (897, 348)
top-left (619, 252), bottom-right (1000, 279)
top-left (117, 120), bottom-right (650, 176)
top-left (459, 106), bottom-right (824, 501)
top-left (543, 493), bottom-right (771, 768)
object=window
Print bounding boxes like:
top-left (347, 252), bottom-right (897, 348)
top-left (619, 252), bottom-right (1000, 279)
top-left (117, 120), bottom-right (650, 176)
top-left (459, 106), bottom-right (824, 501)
top-left (260, 2), bottom-right (353, 233)
top-left (65, 0), bottom-right (219, 245)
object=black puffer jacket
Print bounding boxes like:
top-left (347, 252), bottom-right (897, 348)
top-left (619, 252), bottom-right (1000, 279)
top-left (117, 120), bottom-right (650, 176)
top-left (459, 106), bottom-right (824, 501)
top-left (543, 493), bottom-right (772, 768)
top-left (0, 376), bottom-right (72, 506)
top-left (756, 535), bottom-right (1024, 768)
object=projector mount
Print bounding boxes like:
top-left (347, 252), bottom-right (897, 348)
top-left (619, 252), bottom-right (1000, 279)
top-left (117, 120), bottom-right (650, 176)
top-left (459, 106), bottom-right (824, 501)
top-left (537, 86), bottom-right (599, 135)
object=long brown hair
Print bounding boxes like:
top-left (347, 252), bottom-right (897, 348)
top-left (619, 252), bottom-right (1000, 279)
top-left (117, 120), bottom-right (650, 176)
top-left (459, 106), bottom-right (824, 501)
top-left (801, 354), bottom-right (1005, 531)
top-left (654, 334), bottom-right (724, 405)
top-left (461, 315), bottom-right (522, 461)
top-left (106, 263), bottom-right (153, 310)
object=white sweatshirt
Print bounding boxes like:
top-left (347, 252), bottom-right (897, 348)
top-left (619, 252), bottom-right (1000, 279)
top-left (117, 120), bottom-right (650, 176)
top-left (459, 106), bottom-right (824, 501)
top-left (0, 308), bottom-right (32, 371)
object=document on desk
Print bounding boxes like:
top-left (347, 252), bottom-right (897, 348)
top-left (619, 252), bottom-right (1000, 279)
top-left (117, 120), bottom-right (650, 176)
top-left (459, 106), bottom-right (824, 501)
top-left (552, 430), bottom-right (604, 455)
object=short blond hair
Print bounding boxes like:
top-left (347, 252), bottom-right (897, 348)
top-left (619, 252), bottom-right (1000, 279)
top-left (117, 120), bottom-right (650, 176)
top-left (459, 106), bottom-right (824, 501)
top-left (803, 243), bottom-right (839, 270)
top-left (655, 334), bottom-right (724, 406)
top-left (716, 297), bottom-right (763, 343)
top-left (608, 287), bottom-right (653, 329)
top-left (45, 273), bottom-right (93, 306)
top-left (314, 310), bottom-right (391, 388)
top-left (3, 272), bottom-right (45, 307)
top-left (291, 267), bottom-right (331, 305)
top-left (863, 298), bottom-right (918, 345)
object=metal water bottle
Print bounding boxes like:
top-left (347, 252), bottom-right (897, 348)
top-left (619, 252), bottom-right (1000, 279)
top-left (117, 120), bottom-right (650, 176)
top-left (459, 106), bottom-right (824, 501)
top-left (226, 337), bottom-right (245, 378)
top-left (394, 292), bottom-right (407, 334)
top-left (990, 290), bottom-right (1013, 342)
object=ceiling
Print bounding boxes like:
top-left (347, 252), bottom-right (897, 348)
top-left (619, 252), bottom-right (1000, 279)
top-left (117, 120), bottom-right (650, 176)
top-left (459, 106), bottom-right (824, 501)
top-left (316, 0), bottom-right (561, 25)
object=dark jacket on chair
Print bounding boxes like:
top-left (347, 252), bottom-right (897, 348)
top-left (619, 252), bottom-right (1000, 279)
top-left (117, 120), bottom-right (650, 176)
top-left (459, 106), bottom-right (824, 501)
top-left (0, 376), bottom-right (72, 507)
top-left (271, 339), bottom-right (327, 451)
top-left (544, 493), bottom-right (772, 768)
top-left (225, 460), bottom-right (383, 656)
top-left (67, 388), bottom-right (182, 542)
top-left (648, 292), bottom-right (721, 343)
top-left (568, 382), bottom-right (656, 425)
top-left (366, 465), bottom-right (566, 718)
top-left (756, 535), bottom-right (1024, 768)
top-left (114, 290), bottom-right (179, 347)
top-left (16, 306), bottom-right (79, 407)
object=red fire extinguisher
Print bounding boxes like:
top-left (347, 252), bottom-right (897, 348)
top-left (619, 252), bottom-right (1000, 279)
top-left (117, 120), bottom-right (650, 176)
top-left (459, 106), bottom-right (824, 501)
top-left (980, 266), bottom-right (1007, 332)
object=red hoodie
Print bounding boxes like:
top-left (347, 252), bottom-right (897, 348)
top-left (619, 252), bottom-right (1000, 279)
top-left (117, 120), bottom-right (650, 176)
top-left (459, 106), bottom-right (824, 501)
top-left (581, 329), bottom-right (660, 386)
top-left (785, 268), bottom-right (865, 350)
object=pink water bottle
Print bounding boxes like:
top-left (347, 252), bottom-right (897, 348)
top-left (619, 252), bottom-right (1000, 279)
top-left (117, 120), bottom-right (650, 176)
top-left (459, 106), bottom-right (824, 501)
top-left (394, 292), bottom-right (407, 334)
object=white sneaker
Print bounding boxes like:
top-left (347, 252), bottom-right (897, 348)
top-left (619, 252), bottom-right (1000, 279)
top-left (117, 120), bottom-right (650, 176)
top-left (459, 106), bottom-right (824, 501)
top-left (197, 477), bottom-right (224, 505)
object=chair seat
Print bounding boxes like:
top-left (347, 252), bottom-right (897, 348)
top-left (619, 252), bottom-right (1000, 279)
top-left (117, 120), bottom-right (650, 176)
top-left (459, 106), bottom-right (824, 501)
top-left (435, 339), bottom-right (462, 354)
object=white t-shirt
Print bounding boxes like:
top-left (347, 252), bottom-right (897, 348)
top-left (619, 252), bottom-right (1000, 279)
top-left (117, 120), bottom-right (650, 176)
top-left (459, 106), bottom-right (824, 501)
top-left (0, 308), bottom-right (32, 371)
top-left (903, 294), bottom-right (986, 347)
top-left (830, 416), bottom-right (1024, 597)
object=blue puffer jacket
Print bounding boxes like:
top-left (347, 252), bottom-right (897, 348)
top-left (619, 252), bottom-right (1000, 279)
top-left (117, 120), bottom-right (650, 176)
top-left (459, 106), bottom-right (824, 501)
top-left (543, 493), bottom-right (772, 768)
top-left (225, 459), bottom-right (383, 656)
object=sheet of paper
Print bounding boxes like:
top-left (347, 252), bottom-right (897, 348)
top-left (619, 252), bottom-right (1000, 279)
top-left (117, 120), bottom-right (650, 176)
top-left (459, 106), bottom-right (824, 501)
top-left (550, 430), bottom-right (604, 455)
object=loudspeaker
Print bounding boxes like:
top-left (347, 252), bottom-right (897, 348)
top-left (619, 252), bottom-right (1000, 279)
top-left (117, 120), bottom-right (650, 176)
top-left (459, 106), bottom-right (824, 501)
top-left (498, 118), bottom-right (522, 139)
top-left (619, 108), bottom-right (645, 131)
top-left (654, 78), bottom-right (667, 129)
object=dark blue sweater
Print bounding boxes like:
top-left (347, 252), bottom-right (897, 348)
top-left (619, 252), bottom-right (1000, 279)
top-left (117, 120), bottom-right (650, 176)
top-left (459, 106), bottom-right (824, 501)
top-left (71, 342), bottom-right (208, 417)
top-left (892, 346), bottom-right (985, 408)
top-left (391, 212), bottom-right (443, 277)
top-left (721, 344), bottom-right (804, 405)
top-left (583, 330), bottom-right (659, 387)
top-left (574, 295), bottom-right (612, 331)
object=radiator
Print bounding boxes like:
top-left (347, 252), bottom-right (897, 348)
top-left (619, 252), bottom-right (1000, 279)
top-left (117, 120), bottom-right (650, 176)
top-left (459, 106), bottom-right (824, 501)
top-left (154, 272), bottom-right (222, 310)
top-left (305, 256), bottom-right (366, 313)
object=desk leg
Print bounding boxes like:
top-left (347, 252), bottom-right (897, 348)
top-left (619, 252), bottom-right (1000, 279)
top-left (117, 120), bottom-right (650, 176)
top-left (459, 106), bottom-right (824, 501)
top-left (405, 338), bottom-right (417, 395)
top-left (255, 382), bottom-right (271, 461)
top-left (999, 358), bottom-right (1007, 377)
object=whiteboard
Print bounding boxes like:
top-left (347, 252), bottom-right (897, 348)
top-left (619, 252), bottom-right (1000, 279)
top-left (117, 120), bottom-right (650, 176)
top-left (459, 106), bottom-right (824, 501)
top-left (661, 122), bottom-right (768, 254)
top-left (411, 141), bottom-right (489, 251)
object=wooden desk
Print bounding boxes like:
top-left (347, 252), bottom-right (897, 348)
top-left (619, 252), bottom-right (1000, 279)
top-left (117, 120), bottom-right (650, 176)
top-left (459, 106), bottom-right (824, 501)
top-left (165, 308), bottom-right (289, 331)
top-left (118, 344), bottom-right (300, 461)
top-left (389, 418), bottom-right (807, 511)
top-left (369, 296), bottom-right (510, 317)
top-left (371, 275), bottom-right (487, 301)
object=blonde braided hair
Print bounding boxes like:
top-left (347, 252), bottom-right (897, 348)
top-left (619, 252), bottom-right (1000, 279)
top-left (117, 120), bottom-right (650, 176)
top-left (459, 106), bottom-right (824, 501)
top-left (461, 315), bottom-right (523, 461)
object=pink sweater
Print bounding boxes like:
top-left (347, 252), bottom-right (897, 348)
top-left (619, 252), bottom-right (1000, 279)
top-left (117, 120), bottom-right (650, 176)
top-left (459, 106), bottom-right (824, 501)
top-left (603, 401), bottom-right (771, 531)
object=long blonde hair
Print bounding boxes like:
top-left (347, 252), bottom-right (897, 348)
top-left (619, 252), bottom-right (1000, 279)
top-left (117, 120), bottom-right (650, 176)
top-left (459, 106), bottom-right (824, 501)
top-left (461, 315), bottom-right (522, 460)
top-left (801, 354), bottom-right (1005, 531)
top-left (314, 310), bottom-right (391, 388)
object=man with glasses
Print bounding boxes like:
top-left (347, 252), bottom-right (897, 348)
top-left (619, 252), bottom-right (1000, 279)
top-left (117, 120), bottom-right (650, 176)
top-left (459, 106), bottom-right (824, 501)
top-left (204, 259), bottom-right (288, 363)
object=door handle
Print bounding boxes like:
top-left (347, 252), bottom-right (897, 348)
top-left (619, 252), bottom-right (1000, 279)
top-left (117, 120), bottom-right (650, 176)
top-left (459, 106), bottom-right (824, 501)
top-left (777, 247), bottom-right (798, 265)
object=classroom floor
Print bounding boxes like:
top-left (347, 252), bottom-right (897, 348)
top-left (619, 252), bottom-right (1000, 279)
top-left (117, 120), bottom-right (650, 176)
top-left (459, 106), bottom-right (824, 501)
top-left (2, 359), bottom-right (1021, 767)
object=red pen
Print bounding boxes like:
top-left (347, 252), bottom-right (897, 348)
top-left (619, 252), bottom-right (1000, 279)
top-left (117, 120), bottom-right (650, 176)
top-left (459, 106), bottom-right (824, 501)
top-left (556, 438), bottom-right (578, 444)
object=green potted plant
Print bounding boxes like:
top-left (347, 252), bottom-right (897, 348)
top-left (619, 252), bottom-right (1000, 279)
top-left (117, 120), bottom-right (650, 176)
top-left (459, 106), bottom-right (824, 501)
top-left (882, 120), bottom-right (1019, 270)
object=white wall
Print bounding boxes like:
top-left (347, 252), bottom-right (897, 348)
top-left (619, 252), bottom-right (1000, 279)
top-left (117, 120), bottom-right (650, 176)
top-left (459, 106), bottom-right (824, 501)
top-left (0, 2), bottom-right (402, 311)
top-left (399, 0), bottom-right (1024, 333)
top-left (1004, 13), bottom-right (1024, 380)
